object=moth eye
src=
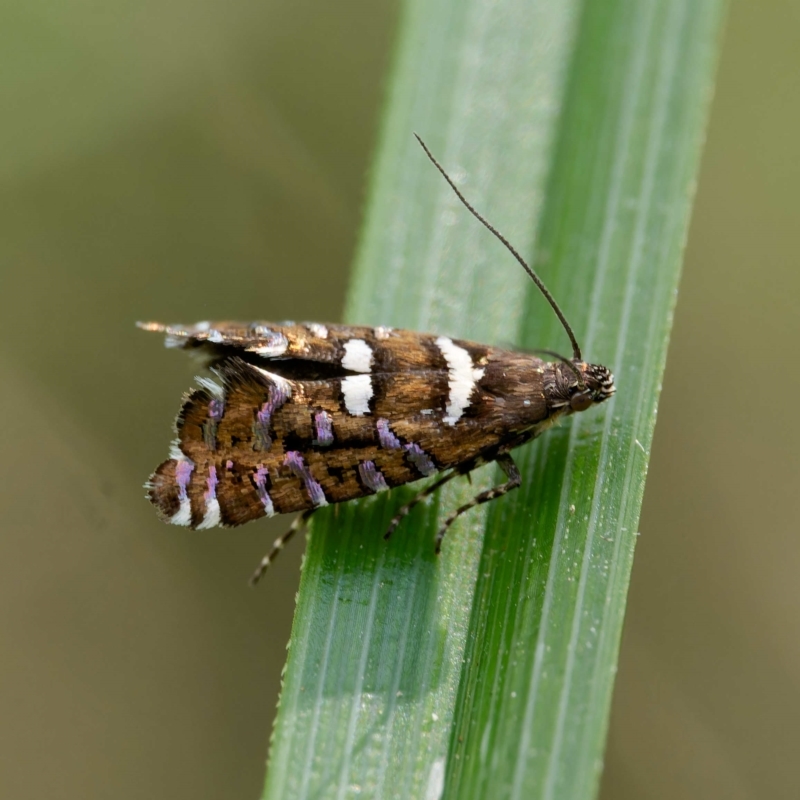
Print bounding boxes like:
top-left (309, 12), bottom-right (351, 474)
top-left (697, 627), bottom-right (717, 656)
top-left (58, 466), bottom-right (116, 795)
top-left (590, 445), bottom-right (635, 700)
top-left (570, 392), bottom-right (593, 412)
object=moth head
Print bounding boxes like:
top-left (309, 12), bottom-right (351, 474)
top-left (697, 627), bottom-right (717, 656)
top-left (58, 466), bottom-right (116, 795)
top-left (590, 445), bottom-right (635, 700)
top-left (567, 363), bottom-right (615, 411)
top-left (548, 360), bottom-right (615, 412)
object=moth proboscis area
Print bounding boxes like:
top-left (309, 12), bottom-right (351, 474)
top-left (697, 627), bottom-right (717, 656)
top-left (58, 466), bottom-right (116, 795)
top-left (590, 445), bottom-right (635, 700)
top-left (139, 135), bottom-right (615, 584)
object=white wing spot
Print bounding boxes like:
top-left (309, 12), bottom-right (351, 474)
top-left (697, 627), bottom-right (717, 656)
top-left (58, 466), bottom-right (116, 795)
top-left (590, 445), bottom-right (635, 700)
top-left (435, 336), bottom-right (485, 426)
top-left (306, 323), bottom-right (329, 339)
top-left (197, 466), bottom-right (221, 529)
top-left (342, 374), bottom-right (373, 416)
top-left (197, 498), bottom-right (221, 529)
top-left (246, 331), bottom-right (289, 357)
top-left (168, 440), bottom-right (186, 461)
top-left (196, 376), bottom-right (224, 399)
top-left (170, 499), bottom-right (192, 526)
top-left (251, 367), bottom-right (293, 399)
top-left (342, 339), bottom-right (373, 373)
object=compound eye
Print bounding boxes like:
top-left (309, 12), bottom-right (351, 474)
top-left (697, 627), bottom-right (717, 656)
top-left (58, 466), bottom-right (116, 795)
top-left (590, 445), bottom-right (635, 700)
top-left (570, 391), bottom-right (593, 412)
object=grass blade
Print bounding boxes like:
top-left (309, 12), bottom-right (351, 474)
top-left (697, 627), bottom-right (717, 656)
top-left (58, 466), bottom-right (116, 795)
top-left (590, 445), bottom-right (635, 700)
top-left (263, 0), bottom-right (725, 798)
top-left (446, 2), bottom-right (725, 797)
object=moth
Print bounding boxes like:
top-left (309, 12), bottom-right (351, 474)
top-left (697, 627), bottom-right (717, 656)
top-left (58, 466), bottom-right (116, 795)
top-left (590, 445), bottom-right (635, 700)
top-left (140, 135), bottom-right (615, 584)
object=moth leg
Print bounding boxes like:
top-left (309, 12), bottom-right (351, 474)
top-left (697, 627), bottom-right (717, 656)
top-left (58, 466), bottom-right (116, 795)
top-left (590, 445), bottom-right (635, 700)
top-left (434, 453), bottom-right (521, 553)
top-left (383, 470), bottom-right (460, 541)
top-left (250, 508), bottom-right (316, 586)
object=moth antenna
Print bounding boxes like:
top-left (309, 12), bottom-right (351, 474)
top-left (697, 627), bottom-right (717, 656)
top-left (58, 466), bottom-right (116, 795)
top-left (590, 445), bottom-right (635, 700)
top-left (413, 133), bottom-right (583, 362)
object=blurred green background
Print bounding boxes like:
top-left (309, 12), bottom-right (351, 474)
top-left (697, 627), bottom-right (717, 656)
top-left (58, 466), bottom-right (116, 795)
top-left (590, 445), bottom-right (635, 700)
top-left (0, 2), bottom-right (797, 799)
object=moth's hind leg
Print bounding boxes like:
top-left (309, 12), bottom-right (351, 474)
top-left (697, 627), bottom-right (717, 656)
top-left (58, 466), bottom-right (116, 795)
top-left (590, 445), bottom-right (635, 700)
top-left (383, 470), bottom-right (461, 541)
top-left (250, 509), bottom-right (316, 586)
top-left (434, 453), bottom-right (521, 553)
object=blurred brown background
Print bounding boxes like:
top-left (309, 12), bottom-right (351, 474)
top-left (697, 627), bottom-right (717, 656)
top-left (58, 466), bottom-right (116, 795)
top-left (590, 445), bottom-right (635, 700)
top-left (0, 1), bottom-right (797, 798)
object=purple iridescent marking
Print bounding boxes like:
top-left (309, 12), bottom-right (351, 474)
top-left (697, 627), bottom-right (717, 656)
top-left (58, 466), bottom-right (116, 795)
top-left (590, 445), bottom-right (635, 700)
top-left (254, 383), bottom-right (290, 450)
top-left (376, 418), bottom-right (402, 449)
top-left (225, 460), bottom-right (234, 470)
top-left (204, 465), bottom-right (218, 502)
top-left (195, 464), bottom-right (222, 528)
top-left (284, 451), bottom-right (328, 507)
top-left (404, 443), bottom-right (437, 476)
top-left (175, 459), bottom-right (194, 501)
top-left (313, 411), bottom-right (334, 447)
top-left (253, 465), bottom-right (275, 516)
top-left (209, 398), bottom-right (224, 420)
top-left (203, 398), bottom-right (225, 450)
top-left (358, 460), bottom-right (389, 493)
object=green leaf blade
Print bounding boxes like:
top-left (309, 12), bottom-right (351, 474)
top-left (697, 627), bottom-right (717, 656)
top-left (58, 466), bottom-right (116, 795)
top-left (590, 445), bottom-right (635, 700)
top-left (263, 0), bottom-right (725, 797)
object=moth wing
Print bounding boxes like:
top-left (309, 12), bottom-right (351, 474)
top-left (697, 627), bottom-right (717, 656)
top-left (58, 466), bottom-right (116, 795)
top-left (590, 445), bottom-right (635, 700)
top-left (146, 358), bottom-right (292, 527)
top-left (146, 358), bottom-right (444, 528)
top-left (136, 319), bottom-right (459, 376)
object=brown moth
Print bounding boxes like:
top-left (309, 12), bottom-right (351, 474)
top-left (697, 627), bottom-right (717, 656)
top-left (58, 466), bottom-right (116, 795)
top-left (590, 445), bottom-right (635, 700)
top-left (139, 136), bottom-right (615, 584)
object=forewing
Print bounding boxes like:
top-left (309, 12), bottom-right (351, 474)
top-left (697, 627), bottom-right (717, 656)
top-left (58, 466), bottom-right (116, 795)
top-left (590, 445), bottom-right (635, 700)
top-left (137, 320), bottom-right (451, 377)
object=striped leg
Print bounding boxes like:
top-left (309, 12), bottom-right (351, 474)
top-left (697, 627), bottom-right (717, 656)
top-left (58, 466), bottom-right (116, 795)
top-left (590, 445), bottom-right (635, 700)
top-left (250, 508), bottom-right (316, 586)
top-left (434, 454), bottom-right (521, 553)
top-left (383, 470), bottom-right (461, 541)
